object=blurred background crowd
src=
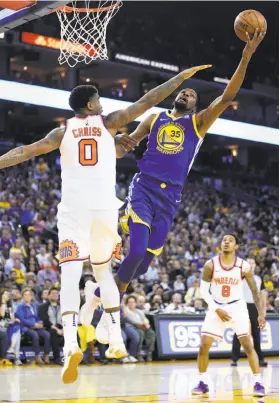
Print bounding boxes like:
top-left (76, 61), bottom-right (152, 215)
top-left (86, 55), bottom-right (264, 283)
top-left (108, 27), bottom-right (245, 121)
top-left (0, 153), bottom-right (278, 366)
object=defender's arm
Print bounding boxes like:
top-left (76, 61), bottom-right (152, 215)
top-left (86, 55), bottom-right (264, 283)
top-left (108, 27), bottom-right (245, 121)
top-left (104, 65), bottom-right (211, 130)
top-left (196, 29), bottom-right (266, 137)
top-left (115, 115), bottom-right (155, 158)
top-left (0, 127), bottom-right (65, 169)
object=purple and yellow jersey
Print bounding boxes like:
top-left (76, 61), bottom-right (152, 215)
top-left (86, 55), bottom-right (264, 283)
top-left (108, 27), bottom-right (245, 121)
top-left (138, 111), bottom-right (203, 189)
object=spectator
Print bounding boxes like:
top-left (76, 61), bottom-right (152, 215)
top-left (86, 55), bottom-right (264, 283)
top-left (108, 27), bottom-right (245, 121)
top-left (0, 229), bottom-right (13, 259)
top-left (193, 299), bottom-right (205, 313)
top-left (4, 249), bottom-right (26, 276)
top-left (184, 279), bottom-right (201, 305)
top-left (37, 261), bottom-right (59, 287)
top-left (10, 259), bottom-right (25, 286)
top-left (164, 293), bottom-right (185, 313)
top-left (142, 261), bottom-right (159, 284)
top-left (136, 295), bottom-right (150, 313)
top-left (173, 275), bottom-right (186, 292)
top-left (122, 295), bottom-right (156, 362)
top-left (160, 274), bottom-right (171, 291)
top-left (10, 289), bottom-right (22, 312)
top-left (263, 275), bottom-right (274, 292)
top-left (186, 263), bottom-right (199, 288)
top-left (15, 288), bottom-right (51, 365)
top-left (36, 245), bottom-right (49, 268)
top-left (38, 288), bottom-right (63, 365)
top-left (0, 289), bottom-right (21, 365)
top-left (0, 289), bottom-right (18, 365)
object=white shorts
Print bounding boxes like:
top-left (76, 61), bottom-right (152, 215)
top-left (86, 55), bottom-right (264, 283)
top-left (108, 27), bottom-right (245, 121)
top-left (57, 203), bottom-right (121, 265)
top-left (201, 300), bottom-right (250, 340)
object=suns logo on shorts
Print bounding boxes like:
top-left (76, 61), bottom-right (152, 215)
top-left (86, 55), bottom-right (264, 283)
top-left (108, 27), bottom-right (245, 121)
top-left (59, 239), bottom-right (79, 263)
top-left (156, 123), bottom-right (184, 155)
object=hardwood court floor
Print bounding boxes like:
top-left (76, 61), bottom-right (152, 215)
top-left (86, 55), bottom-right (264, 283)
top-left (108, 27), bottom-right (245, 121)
top-left (0, 358), bottom-right (278, 403)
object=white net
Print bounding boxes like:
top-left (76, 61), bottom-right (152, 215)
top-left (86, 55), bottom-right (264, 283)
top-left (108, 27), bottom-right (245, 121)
top-left (56, 0), bottom-right (122, 67)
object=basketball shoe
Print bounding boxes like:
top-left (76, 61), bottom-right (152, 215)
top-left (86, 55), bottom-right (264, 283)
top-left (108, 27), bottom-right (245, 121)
top-left (61, 344), bottom-right (83, 384)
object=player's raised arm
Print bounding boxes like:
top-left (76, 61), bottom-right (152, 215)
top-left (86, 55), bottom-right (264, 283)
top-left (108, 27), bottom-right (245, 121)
top-left (114, 114), bottom-right (156, 158)
top-left (196, 29), bottom-right (266, 137)
top-left (0, 127), bottom-right (65, 169)
top-left (104, 65), bottom-right (212, 130)
top-left (243, 268), bottom-right (266, 329)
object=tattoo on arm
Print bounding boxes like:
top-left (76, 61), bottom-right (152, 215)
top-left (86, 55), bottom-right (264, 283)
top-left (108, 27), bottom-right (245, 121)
top-left (0, 128), bottom-right (64, 169)
top-left (245, 273), bottom-right (262, 315)
top-left (105, 73), bottom-right (185, 129)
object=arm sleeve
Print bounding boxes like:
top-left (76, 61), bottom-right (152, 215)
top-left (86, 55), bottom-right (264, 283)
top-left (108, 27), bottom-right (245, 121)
top-left (200, 280), bottom-right (219, 311)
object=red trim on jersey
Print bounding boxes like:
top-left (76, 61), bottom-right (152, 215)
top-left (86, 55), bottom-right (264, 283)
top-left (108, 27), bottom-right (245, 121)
top-left (91, 255), bottom-right (112, 265)
top-left (60, 256), bottom-right (90, 264)
top-left (237, 333), bottom-right (250, 339)
top-left (74, 114), bottom-right (90, 120)
top-left (219, 255), bottom-right (237, 271)
top-left (201, 331), bottom-right (223, 340)
top-left (240, 259), bottom-right (244, 280)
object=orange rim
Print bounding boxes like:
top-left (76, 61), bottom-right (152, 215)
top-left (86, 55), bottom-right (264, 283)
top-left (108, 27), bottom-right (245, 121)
top-left (55, 1), bottom-right (121, 13)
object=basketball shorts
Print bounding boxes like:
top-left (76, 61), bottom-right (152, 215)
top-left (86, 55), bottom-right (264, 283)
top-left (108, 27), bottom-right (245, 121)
top-left (121, 173), bottom-right (181, 256)
top-left (57, 203), bottom-right (121, 265)
top-left (201, 300), bottom-right (250, 340)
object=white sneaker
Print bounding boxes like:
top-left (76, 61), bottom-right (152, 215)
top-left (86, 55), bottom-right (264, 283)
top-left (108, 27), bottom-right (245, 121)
top-left (105, 342), bottom-right (128, 360)
top-left (129, 356), bottom-right (138, 363)
top-left (95, 311), bottom-right (109, 344)
top-left (61, 344), bottom-right (83, 384)
top-left (80, 281), bottom-right (100, 326)
top-left (14, 359), bottom-right (22, 365)
top-left (121, 356), bottom-right (131, 363)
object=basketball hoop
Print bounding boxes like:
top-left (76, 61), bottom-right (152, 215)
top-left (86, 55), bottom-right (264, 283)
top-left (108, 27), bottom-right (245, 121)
top-left (55, 1), bottom-right (122, 67)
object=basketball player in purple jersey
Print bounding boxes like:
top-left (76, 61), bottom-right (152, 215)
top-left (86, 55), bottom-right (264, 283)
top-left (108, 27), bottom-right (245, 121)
top-left (81, 29), bottom-right (266, 357)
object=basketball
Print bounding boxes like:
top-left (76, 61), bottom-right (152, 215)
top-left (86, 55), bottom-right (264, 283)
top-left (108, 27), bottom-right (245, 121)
top-left (234, 10), bottom-right (267, 42)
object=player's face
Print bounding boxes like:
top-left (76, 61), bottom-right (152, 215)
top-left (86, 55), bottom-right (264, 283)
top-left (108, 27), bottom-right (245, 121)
top-left (221, 235), bottom-right (238, 253)
top-left (174, 89), bottom-right (197, 112)
top-left (87, 94), bottom-right (103, 115)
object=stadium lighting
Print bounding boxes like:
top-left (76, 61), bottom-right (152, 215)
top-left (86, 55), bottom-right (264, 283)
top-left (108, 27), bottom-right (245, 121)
top-left (0, 79), bottom-right (278, 146)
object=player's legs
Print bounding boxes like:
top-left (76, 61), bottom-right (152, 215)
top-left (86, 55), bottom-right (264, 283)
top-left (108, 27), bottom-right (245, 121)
top-left (231, 301), bottom-right (265, 396)
top-left (88, 209), bottom-right (128, 359)
top-left (193, 311), bottom-right (224, 395)
top-left (116, 221), bottom-right (150, 292)
top-left (57, 205), bottom-right (90, 384)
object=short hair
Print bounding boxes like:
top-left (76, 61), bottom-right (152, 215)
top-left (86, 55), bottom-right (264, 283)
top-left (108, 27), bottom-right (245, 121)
top-left (223, 233), bottom-right (239, 245)
top-left (22, 288), bottom-right (31, 296)
top-left (127, 295), bottom-right (137, 303)
top-left (69, 85), bottom-right (98, 112)
top-left (49, 287), bottom-right (59, 295)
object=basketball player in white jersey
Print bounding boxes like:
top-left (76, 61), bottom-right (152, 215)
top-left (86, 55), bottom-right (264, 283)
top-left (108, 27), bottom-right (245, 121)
top-left (192, 234), bottom-right (266, 398)
top-left (0, 64), bottom-right (210, 384)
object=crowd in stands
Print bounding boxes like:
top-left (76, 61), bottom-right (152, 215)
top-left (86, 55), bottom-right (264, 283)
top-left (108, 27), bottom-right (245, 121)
top-left (0, 157), bottom-right (278, 366)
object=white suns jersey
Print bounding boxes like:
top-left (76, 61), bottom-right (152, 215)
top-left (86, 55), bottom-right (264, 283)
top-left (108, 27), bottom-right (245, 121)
top-left (60, 115), bottom-right (120, 210)
top-left (210, 255), bottom-right (251, 304)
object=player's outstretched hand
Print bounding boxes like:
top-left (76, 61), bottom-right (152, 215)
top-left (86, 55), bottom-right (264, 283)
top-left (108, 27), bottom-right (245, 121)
top-left (243, 28), bottom-right (266, 58)
top-left (181, 65), bottom-right (212, 80)
top-left (216, 308), bottom-right (232, 322)
top-left (258, 314), bottom-right (266, 329)
top-left (115, 133), bottom-right (139, 152)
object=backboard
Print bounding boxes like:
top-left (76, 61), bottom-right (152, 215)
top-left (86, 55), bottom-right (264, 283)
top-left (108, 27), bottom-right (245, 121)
top-left (0, 0), bottom-right (69, 32)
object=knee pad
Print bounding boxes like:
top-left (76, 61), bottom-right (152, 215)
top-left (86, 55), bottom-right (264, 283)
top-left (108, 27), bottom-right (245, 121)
top-left (60, 261), bottom-right (83, 314)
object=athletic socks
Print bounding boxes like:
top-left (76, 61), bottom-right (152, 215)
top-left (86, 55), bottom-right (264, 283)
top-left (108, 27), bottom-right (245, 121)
top-left (105, 310), bottom-right (123, 344)
top-left (199, 372), bottom-right (208, 384)
top-left (253, 373), bottom-right (262, 384)
top-left (62, 313), bottom-right (78, 345)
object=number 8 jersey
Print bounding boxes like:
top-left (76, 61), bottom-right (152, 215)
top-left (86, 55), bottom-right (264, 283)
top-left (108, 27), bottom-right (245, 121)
top-left (210, 255), bottom-right (251, 304)
top-left (60, 115), bottom-right (119, 210)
